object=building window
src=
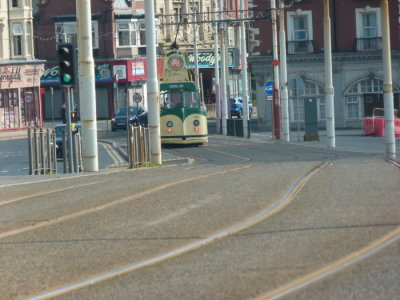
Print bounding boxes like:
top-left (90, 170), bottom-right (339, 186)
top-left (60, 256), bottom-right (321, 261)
top-left (55, 21), bottom-right (98, 49)
top-left (346, 97), bottom-right (360, 119)
top-left (12, 0), bottom-right (19, 8)
top-left (356, 7), bottom-right (381, 51)
top-left (139, 22), bottom-right (146, 46)
top-left (117, 21), bottom-right (147, 47)
top-left (293, 16), bottom-right (308, 40)
top-left (26, 22), bottom-right (32, 56)
top-left (293, 99), bottom-right (304, 122)
top-left (287, 10), bottom-right (313, 54)
top-left (117, 22), bottom-right (137, 46)
top-left (344, 78), bottom-right (386, 120)
top-left (12, 23), bottom-right (23, 56)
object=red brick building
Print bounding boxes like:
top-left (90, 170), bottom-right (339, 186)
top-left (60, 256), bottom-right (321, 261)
top-left (249, 0), bottom-right (400, 129)
top-left (34, 0), bottom-right (154, 120)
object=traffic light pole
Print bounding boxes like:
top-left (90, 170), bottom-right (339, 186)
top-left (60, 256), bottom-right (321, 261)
top-left (65, 86), bottom-right (74, 173)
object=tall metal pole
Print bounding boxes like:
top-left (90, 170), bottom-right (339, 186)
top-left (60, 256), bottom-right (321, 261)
top-left (279, 2), bottom-right (290, 142)
top-left (381, 0), bottom-right (396, 159)
top-left (219, 0), bottom-right (228, 135)
top-left (144, 0), bottom-right (162, 164)
top-left (76, 0), bottom-right (98, 172)
top-left (192, 0), bottom-right (200, 91)
top-left (66, 87), bottom-right (73, 173)
top-left (324, 0), bottom-right (335, 148)
top-left (240, 0), bottom-right (249, 137)
top-left (271, 0), bottom-right (281, 139)
top-left (212, 0), bottom-right (221, 134)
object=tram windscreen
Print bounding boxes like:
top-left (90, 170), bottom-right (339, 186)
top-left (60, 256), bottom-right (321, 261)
top-left (162, 90), bottom-right (200, 109)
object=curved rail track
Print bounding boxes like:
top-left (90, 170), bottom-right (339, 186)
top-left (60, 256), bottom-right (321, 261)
top-left (0, 139), bottom-right (398, 300)
top-left (24, 162), bottom-right (327, 299)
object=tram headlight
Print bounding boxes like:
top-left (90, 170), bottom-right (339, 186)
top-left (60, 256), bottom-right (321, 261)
top-left (167, 121), bottom-right (173, 127)
top-left (193, 120), bottom-right (200, 126)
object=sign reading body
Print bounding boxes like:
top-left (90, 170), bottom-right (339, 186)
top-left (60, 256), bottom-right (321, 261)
top-left (186, 50), bottom-right (235, 68)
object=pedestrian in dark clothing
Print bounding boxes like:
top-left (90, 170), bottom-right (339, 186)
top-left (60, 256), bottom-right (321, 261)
top-left (60, 103), bottom-right (66, 123)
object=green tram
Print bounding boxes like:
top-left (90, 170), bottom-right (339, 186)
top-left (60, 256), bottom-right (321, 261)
top-left (160, 81), bottom-right (208, 145)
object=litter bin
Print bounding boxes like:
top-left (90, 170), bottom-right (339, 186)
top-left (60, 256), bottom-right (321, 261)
top-left (227, 119), bottom-right (250, 137)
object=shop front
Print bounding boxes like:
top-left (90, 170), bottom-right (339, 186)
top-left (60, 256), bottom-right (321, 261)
top-left (41, 58), bottom-right (164, 121)
top-left (0, 62), bottom-right (44, 132)
top-left (186, 49), bottom-right (240, 104)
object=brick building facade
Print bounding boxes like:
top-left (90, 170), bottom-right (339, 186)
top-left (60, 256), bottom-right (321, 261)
top-left (249, 0), bottom-right (400, 130)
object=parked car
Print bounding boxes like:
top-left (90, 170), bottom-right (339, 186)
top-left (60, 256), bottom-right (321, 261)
top-left (111, 106), bottom-right (147, 131)
top-left (131, 110), bottom-right (148, 127)
top-left (230, 97), bottom-right (253, 118)
top-left (54, 123), bottom-right (81, 158)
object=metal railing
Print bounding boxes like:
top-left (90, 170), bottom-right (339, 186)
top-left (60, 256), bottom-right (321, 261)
top-left (356, 37), bottom-right (382, 51)
top-left (62, 131), bottom-right (83, 174)
top-left (128, 125), bottom-right (150, 168)
top-left (287, 40), bottom-right (314, 54)
top-left (28, 128), bottom-right (57, 175)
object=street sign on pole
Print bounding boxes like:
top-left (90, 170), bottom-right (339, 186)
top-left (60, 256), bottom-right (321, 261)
top-left (133, 93), bottom-right (142, 103)
top-left (264, 81), bottom-right (273, 95)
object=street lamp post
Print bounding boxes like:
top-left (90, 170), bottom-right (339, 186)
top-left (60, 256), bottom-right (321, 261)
top-left (323, 0), bottom-right (335, 148)
top-left (76, 0), bottom-right (99, 172)
top-left (240, 0), bottom-right (250, 137)
top-left (219, 0), bottom-right (228, 135)
top-left (192, 0), bottom-right (200, 92)
top-left (212, 0), bottom-right (221, 134)
top-left (279, 2), bottom-right (290, 142)
top-left (144, 0), bottom-right (162, 164)
top-left (381, 0), bottom-right (396, 160)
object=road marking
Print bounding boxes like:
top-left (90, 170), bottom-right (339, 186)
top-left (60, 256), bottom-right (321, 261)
top-left (100, 142), bottom-right (126, 166)
top-left (0, 165), bottom-right (251, 240)
top-left (204, 147), bottom-right (251, 163)
top-left (26, 162), bottom-right (326, 300)
top-left (0, 181), bottom-right (104, 207)
top-left (254, 226), bottom-right (400, 300)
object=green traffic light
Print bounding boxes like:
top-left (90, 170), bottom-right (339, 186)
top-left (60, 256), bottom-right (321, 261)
top-left (63, 74), bottom-right (72, 83)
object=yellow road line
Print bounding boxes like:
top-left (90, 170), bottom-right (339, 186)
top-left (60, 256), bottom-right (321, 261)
top-left (0, 165), bottom-right (251, 240)
top-left (26, 162), bottom-right (326, 300)
top-left (254, 227), bottom-right (400, 300)
top-left (0, 181), bottom-right (104, 207)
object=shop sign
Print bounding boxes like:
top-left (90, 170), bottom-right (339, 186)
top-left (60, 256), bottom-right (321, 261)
top-left (186, 50), bottom-right (235, 68)
top-left (95, 63), bottom-right (113, 82)
top-left (127, 58), bottom-right (148, 81)
top-left (41, 65), bottom-right (59, 84)
top-left (113, 65), bottom-right (127, 80)
top-left (132, 60), bottom-right (145, 76)
top-left (0, 65), bottom-right (43, 89)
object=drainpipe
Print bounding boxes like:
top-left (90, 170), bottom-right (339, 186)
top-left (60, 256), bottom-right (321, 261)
top-left (7, 0), bottom-right (12, 59)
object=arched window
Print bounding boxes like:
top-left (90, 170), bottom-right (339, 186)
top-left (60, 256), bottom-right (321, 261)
top-left (344, 78), bottom-right (384, 120)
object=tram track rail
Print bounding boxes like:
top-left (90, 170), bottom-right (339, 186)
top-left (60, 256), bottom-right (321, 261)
top-left (24, 162), bottom-right (328, 299)
top-left (252, 156), bottom-right (400, 300)
top-left (0, 165), bottom-right (252, 240)
top-left (1, 138), bottom-right (398, 299)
